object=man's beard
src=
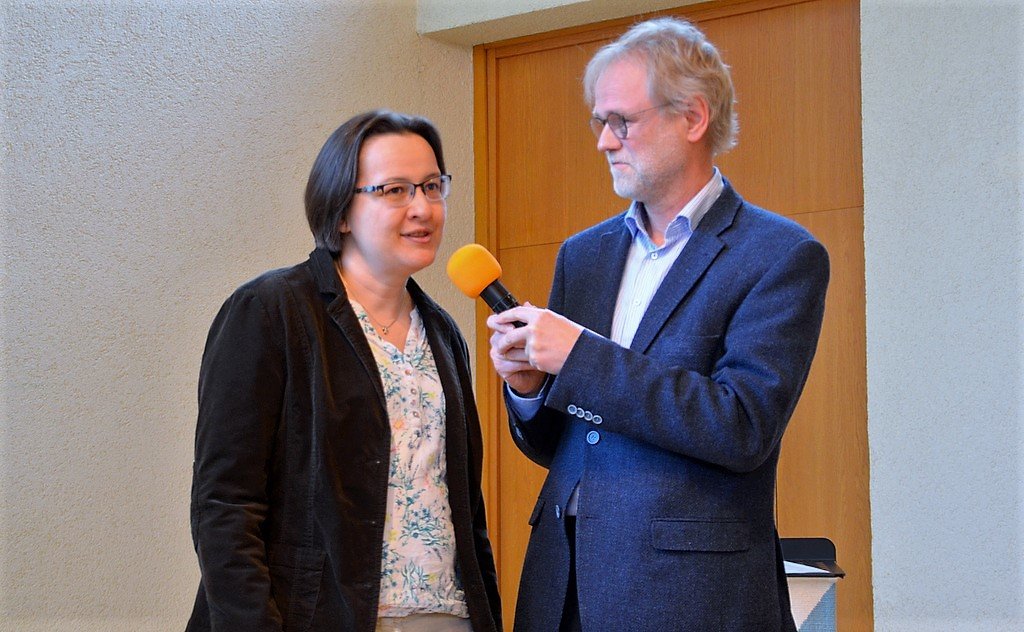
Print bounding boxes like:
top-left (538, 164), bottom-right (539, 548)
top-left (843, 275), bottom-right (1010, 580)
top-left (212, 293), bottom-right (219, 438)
top-left (611, 167), bottom-right (644, 201)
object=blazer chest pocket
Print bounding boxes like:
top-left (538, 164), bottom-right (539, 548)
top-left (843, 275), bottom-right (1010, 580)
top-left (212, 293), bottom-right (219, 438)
top-left (650, 518), bottom-right (751, 552)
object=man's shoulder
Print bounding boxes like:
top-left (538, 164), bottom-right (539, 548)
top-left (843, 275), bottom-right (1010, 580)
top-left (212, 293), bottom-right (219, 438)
top-left (731, 198), bottom-right (818, 246)
top-left (564, 211), bottom-right (628, 247)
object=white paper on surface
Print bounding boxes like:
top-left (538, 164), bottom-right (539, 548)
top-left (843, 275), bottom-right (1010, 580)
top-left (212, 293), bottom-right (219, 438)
top-left (784, 560), bottom-right (832, 575)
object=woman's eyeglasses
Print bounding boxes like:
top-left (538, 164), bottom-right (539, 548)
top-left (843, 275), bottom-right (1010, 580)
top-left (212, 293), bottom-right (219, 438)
top-left (354, 174), bottom-right (452, 208)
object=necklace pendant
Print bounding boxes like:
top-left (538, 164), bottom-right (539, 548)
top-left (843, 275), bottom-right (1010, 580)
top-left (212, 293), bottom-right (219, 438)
top-left (380, 325), bottom-right (390, 335)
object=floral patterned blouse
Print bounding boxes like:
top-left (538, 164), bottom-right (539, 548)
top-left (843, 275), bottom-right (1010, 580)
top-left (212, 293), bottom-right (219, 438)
top-left (349, 299), bottom-right (469, 620)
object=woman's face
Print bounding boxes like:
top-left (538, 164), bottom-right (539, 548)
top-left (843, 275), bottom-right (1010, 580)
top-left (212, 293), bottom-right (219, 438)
top-left (341, 132), bottom-right (446, 283)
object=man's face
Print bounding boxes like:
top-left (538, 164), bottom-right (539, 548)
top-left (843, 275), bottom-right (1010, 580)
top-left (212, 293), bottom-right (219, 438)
top-left (592, 58), bottom-right (691, 207)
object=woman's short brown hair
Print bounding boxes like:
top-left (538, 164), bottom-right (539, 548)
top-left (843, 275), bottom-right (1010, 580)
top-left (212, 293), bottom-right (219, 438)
top-left (304, 109), bottom-right (445, 254)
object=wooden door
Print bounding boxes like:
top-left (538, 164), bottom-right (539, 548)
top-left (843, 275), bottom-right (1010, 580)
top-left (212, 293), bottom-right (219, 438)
top-left (472, 1), bottom-right (870, 629)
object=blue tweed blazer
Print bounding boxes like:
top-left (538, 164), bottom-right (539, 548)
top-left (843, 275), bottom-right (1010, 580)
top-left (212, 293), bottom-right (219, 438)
top-left (508, 181), bottom-right (829, 631)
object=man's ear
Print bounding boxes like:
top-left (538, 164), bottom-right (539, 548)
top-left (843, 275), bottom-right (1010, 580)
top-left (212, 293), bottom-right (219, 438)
top-left (685, 94), bottom-right (711, 144)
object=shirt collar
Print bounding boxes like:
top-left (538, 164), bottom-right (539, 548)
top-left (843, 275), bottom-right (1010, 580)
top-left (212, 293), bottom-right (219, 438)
top-left (623, 167), bottom-right (724, 242)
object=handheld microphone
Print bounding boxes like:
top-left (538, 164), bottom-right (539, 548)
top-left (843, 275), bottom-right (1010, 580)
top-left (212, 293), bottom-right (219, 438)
top-left (446, 244), bottom-right (521, 316)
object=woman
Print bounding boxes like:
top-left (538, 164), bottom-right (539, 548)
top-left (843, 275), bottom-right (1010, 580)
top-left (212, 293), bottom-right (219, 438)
top-left (187, 110), bottom-right (501, 632)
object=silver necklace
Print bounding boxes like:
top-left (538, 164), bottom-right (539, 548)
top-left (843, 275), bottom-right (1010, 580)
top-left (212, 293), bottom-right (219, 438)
top-left (334, 259), bottom-right (404, 335)
top-left (367, 311), bottom-right (401, 335)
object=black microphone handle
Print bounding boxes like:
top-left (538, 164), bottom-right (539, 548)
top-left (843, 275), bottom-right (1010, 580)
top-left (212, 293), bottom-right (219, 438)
top-left (479, 280), bottom-right (525, 327)
top-left (479, 280), bottom-right (519, 313)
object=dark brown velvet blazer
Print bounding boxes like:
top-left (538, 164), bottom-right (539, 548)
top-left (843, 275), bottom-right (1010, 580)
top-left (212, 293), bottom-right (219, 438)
top-left (187, 248), bottom-right (501, 632)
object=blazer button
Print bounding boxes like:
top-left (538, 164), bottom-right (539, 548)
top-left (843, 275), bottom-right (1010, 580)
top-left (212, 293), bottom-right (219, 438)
top-left (576, 409), bottom-right (586, 418)
top-left (567, 404), bottom-right (578, 415)
top-left (586, 430), bottom-right (600, 445)
top-left (592, 415), bottom-right (603, 425)
top-left (583, 411), bottom-right (593, 421)
top-left (555, 504), bottom-right (562, 519)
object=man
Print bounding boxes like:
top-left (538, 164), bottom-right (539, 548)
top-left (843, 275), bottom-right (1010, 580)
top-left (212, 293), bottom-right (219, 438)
top-left (487, 17), bottom-right (829, 632)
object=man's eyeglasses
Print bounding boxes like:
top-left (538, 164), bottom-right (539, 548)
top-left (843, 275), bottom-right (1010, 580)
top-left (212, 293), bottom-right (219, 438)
top-left (589, 103), bottom-right (673, 140)
top-left (354, 174), bottom-right (452, 208)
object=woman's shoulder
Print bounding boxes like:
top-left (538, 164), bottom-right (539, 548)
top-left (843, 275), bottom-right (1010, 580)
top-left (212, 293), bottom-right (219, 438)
top-left (215, 259), bottom-right (319, 321)
top-left (238, 258), bottom-right (316, 296)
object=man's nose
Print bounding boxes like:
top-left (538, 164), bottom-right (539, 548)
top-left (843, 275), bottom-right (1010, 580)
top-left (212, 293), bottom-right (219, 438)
top-left (596, 123), bottom-right (621, 152)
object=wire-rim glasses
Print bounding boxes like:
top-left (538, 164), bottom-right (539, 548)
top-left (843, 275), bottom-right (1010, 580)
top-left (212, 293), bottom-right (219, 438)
top-left (354, 174), bottom-right (452, 208)
top-left (589, 103), bottom-right (672, 140)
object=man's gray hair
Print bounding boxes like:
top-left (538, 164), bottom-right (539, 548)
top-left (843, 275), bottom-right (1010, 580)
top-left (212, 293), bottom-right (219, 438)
top-left (583, 17), bottom-right (738, 156)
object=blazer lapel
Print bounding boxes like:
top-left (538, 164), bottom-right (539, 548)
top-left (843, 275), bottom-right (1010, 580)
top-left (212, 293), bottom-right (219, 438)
top-left (327, 297), bottom-right (387, 409)
top-left (409, 280), bottom-right (465, 442)
top-left (412, 284), bottom-right (470, 492)
top-left (309, 248), bottom-right (387, 410)
top-left (581, 225), bottom-right (633, 337)
top-left (629, 184), bottom-right (742, 354)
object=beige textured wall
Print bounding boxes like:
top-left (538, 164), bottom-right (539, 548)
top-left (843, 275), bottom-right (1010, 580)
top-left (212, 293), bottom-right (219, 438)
top-left (1, 2), bottom-right (472, 630)
top-left (862, 1), bottom-right (1024, 630)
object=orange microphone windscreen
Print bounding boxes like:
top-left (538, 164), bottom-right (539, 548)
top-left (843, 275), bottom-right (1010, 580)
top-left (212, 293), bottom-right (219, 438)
top-left (447, 244), bottom-right (502, 299)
